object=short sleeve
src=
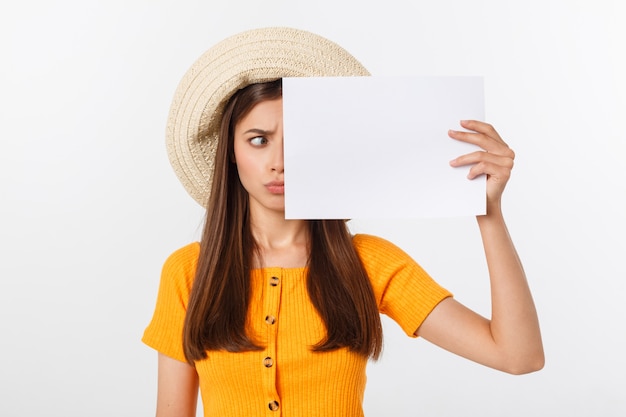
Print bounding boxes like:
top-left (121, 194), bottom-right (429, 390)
top-left (353, 234), bottom-right (452, 338)
top-left (142, 243), bottom-right (200, 363)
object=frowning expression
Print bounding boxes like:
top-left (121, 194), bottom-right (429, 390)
top-left (233, 98), bottom-right (285, 215)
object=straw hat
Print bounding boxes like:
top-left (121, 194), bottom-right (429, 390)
top-left (166, 27), bottom-right (369, 207)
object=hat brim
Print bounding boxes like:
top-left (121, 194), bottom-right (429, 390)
top-left (166, 27), bottom-right (370, 207)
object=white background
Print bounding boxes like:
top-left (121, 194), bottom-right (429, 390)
top-left (1, 0), bottom-right (624, 416)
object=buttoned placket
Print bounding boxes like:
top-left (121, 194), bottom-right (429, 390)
top-left (263, 270), bottom-right (282, 415)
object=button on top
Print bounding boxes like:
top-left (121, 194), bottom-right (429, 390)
top-left (269, 276), bottom-right (280, 287)
top-left (263, 357), bottom-right (274, 368)
top-left (268, 400), bottom-right (279, 411)
top-left (265, 315), bottom-right (276, 325)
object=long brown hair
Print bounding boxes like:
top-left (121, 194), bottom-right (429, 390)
top-left (183, 79), bottom-right (382, 363)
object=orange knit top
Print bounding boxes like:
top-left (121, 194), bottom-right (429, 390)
top-left (143, 234), bottom-right (451, 417)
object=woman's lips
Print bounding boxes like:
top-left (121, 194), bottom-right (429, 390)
top-left (265, 181), bottom-right (284, 194)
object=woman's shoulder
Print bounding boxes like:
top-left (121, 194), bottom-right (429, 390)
top-left (352, 233), bottom-right (407, 255)
top-left (161, 242), bottom-right (201, 284)
top-left (352, 233), bottom-right (414, 267)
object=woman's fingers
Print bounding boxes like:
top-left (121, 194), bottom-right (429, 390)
top-left (448, 120), bottom-right (514, 167)
top-left (448, 120), bottom-right (515, 204)
top-left (450, 150), bottom-right (514, 177)
top-left (460, 119), bottom-right (502, 139)
top-left (468, 160), bottom-right (513, 186)
top-left (448, 122), bottom-right (514, 158)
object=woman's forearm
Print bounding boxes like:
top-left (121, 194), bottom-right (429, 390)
top-left (477, 205), bottom-right (544, 373)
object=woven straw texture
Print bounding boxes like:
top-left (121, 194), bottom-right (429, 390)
top-left (166, 27), bottom-right (369, 207)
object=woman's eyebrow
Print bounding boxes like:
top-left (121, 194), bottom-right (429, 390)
top-left (243, 128), bottom-right (273, 135)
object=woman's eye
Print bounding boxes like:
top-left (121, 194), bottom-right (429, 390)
top-left (249, 136), bottom-right (267, 146)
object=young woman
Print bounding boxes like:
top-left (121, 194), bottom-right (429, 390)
top-left (143, 28), bottom-right (544, 417)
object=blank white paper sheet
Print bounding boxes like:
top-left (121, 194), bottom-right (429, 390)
top-left (282, 76), bottom-right (485, 219)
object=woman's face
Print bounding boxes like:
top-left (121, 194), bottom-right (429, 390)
top-left (233, 98), bottom-right (285, 215)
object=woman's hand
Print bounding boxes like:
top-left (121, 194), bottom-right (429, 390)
top-left (448, 120), bottom-right (515, 211)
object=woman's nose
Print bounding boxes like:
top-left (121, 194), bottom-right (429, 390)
top-left (271, 137), bottom-right (284, 173)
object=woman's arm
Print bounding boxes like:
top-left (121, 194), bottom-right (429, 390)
top-left (415, 120), bottom-right (544, 375)
top-left (156, 353), bottom-right (199, 417)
